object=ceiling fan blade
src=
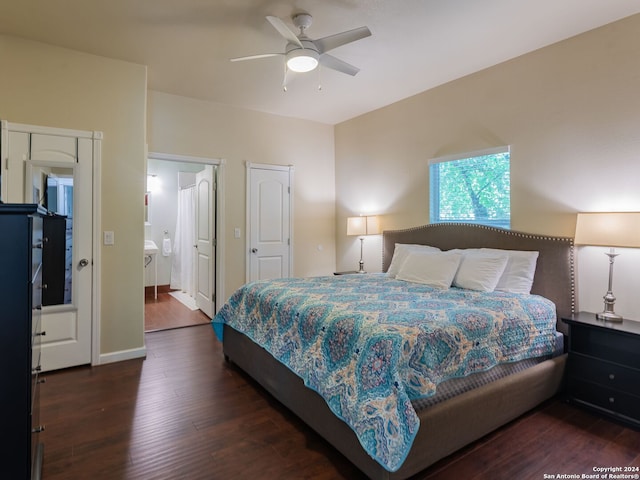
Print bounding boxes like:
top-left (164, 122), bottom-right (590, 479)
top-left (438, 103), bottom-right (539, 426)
top-left (314, 26), bottom-right (371, 54)
top-left (319, 54), bottom-right (360, 76)
top-left (230, 53), bottom-right (283, 62)
top-left (266, 15), bottom-right (303, 48)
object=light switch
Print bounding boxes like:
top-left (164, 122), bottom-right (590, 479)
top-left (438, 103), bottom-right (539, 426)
top-left (104, 230), bottom-right (115, 245)
top-left (234, 228), bottom-right (241, 239)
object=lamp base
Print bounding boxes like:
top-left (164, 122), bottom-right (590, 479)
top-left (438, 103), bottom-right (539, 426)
top-left (355, 237), bottom-right (366, 273)
top-left (596, 251), bottom-right (623, 323)
top-left (596, 311), bottom-right (623, 323)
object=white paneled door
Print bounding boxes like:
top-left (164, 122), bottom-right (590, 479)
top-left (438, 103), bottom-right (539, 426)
top-left (195, 165), bottom-right (215, 318)
top-left (247, 164), bottom-right (293, 282)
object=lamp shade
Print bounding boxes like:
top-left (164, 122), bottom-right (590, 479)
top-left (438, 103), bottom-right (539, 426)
top-left (347, 215), bottom-right (380, 236)
top-left (574, 212), bottom-right (640, 248)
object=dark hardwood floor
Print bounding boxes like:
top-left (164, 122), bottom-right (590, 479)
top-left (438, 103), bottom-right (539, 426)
top-left (40, 325), bottom-right (640, 480)
top-left (144, 289), bottom-right (210, 332)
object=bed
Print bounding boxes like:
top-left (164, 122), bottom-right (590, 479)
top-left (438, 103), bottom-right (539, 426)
top-left (213, 223), bottom-right (575, 479)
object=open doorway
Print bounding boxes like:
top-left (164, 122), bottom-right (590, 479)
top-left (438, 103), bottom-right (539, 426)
top-left (144, 153), bottom-right (224, 332)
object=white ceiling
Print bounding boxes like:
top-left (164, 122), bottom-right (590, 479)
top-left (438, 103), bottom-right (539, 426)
top-left (1, 0), bottom-right (639, 125)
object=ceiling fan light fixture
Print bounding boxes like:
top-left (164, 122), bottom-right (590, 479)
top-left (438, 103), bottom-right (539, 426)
top-left (232, 14), bottom-right (370, 79)
top-left (286, 49), bottom-right (319, 73)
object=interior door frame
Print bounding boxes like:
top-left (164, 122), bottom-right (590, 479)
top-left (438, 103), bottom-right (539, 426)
top-left (1, 120), bottom-right (102, 368)
top-left (148, 152), bottom-right (226, 314)
top-left (245, 162), bottom-right (294, 282)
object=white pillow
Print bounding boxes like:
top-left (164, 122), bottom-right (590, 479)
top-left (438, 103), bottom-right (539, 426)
top-left (387, 244), bottom-right (441, 277)
top-left (480, 248), bottom-right (539, 294)
top-left (396, 251), bottom-right (462, 289)
top-left (453, 252), bottom-right (509, 292)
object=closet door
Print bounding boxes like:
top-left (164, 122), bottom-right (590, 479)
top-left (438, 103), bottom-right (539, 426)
top-left (30, 133), bottom-right (93, 371)
top-left (246, 163), bottom-right (293, 282)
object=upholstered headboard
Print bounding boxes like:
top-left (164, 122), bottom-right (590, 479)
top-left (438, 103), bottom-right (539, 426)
top-left (382, 223), bottom-right (575, 335)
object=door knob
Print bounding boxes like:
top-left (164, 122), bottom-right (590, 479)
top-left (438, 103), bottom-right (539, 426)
top-left (251, 248), bottom-right (258, 253)
top-left (79, 258), bottom-right (89, 268)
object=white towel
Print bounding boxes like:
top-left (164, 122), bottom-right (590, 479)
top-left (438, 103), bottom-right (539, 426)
top-left (162, 237), bottom-right (172, 256)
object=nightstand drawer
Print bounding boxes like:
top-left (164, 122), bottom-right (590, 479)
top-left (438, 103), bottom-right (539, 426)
top-left (568, 378), bottom-right (640, 425)
top-left (569, 354), bottom-right (640, 397)
top-left (570, 325), bottom-right (640, 366)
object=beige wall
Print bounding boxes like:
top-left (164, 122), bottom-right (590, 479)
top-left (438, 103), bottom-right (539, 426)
top-left (0, 34), bottom-right (335, 367)
top-left (0, 35), bottom-right (148, 360)
top-left (147, 91), bottom-right (336, 297)
top-left (3, 12), bottom-right (639, 364)
top-left (335, 15), bottom-right (640, 319)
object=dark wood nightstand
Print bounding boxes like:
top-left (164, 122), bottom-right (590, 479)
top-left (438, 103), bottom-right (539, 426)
top-left (561, 312), bottom-right (640, 429)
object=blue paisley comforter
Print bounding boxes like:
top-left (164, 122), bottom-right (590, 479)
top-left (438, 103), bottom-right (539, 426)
top-left (212, 274), bottom-right (557, 472)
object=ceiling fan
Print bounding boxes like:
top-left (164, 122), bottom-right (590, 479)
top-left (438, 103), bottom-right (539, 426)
top-left (231, 13), bottom-right (371, 79)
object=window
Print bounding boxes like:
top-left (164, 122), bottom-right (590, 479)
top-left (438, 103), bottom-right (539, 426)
top-left (429, 146), bottom-right (510, 228)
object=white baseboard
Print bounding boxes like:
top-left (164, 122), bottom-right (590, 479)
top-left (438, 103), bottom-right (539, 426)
top-left (97, 346), bottom-right (147, 365)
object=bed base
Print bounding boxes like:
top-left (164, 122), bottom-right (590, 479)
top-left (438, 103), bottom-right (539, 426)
top-left (224, 324), bottom-right (565, 480)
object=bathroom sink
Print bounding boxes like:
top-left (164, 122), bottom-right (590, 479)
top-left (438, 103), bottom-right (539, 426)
top-left (144, 240), bottom-right (159, 255)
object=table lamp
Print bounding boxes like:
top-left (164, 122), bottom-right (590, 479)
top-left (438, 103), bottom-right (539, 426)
top-left (347, 215), bottom-right (380, 273)
top-left (574, 212), bottom-right (640, 322)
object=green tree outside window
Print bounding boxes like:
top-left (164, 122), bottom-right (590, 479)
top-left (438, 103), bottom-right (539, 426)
top-left (429, 148), bottom-right (510, 228)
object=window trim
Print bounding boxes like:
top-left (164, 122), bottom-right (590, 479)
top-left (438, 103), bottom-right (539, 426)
top-left (428, 145), bottom-right (510, 166)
